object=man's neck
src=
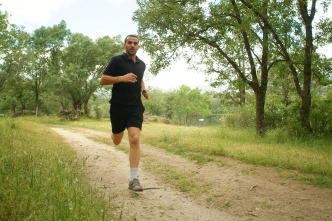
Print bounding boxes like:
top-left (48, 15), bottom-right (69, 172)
top-left (126, 53), bottom-right (136, 63)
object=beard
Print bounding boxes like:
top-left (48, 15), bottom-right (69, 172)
top-left (126, 48), bottom-right (137, 56)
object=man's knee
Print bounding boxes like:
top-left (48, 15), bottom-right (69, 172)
top-left (113, 138), bottom-right (122, 146)
top-left (112, 132), bottom-right (124, 146)
top-left (129, 133), bottom-right (139, 145)
top-left (128, 127), bottom-right (140, 146)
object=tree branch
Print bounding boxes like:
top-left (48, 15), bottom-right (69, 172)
top-left (196, 34), bottom-right (255, 89)
top-left (239, 0), bottom-right (303, 97)
top-left (231, 0), bottom-right (258, 88)
top-left (267, 59), bottom-right (286, 72)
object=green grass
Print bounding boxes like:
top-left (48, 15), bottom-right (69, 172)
top-left (281, 174), bottom-right (332, 186)
top-left (140, 122), bottom-right (332, 186)
top-left (143, 157), bottom-right (212, 195)
top-left (0, 118), bottom-right (114, 220)
top-left (34, 115), bottom-right (112, 131)
top-left (29, 116), bottom-right (332, 186)
top-left (144, 158), bottom-right (196, 192)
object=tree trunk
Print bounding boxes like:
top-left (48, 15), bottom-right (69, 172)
top-left (298, 0), bottom-right (314, 133)
top-left (239, 88), bottom-right (245, 107)
top-left (84, 100), bottom-right (89, 116)
top-left (255, 5), bottom-right (268, 136)
top-left (239, 46), bottom-right (246, 108)
top-left (35, 83), bottom-right (39, 116)
top-left (73, 102), bottom-right (82, 120)
top-left (12, 104), bottom-right (16, 113)
top-left (255, 89), bottom-right (266, 136)
top-left (300, 93), bottom-right (312, 132)
top-left (300, 33), bottom-right (313, 132)
top-left (283, 88), bottom-right (291, 106)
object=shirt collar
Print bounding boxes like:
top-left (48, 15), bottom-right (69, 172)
top-left (122, 52), bottom-right (141, 63)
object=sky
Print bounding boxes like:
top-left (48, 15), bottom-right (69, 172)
top-left (1, 0), bottom-right (331, 92)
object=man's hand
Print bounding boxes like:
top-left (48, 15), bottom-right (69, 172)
top-left (122, 73), bottom-right (137, 83)
top-left (142, 89), bottom-right (149, 100)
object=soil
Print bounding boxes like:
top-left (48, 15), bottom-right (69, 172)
top-left (51, 127), bottom-right (332, 221)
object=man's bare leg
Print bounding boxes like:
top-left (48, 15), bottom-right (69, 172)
top-left (128, 127), bottom-right (141, 168)
top-left (112, 131), bottom-right (124, 146)
top-left (128, 127), bottom-right (143, 191)
top-left (127, 127), bottom-right (143, 191)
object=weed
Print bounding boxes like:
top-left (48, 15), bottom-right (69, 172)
top-left (206, 197), bottom-right (213, 202)
top-left (224, 202), bottom-right (231, 208)
top-left (242, 170), bottom-right (250, 175)
top-left (175, 179), bottom-right (196, 192)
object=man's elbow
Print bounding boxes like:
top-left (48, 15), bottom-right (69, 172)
top-left (100, 75), bottom-right (106, 85)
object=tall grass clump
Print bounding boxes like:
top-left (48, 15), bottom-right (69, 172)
top-left (0, 118), bottom-right (112, 220)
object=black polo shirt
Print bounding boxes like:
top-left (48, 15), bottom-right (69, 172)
top-left (103, 53), bottom-right (146, 105)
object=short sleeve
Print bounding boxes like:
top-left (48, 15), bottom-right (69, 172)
top-left (103, 57), bottom-right (118, 76)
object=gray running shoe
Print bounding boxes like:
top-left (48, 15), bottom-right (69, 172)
top-left (128, 178), bottom-right (143, 191)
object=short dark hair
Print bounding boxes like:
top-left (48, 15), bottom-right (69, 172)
top-left (124, 34), bottom-right (139, 43)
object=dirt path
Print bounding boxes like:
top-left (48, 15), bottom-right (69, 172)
top-left (51, 127), bottom-right (332, 221)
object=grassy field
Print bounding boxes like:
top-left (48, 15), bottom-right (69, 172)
top-left (141, 122), bottom-right (332, 186)
top-left (1, 116), bottom-right (331, 220)
top-left (0, 117), bottom-right (114, 220)
top-left (2, 115), bottom-right (331, 220)
top-left (34, 116), bottom-right (332, 186)
top-left (142, 123), bottom-right (331, 170)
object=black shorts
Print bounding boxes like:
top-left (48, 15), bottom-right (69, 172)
top-left (110, 103), bottom-right (145, 134)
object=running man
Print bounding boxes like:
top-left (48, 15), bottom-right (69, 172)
top-left (100, 34), bottom-right (149, 191)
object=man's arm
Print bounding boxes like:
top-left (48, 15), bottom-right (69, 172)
top-left (141, 80), bottom-right (149, 100)
top-left (100, 73), bottom-right (137, 85)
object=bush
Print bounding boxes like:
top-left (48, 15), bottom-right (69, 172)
top-left (310, 93), bottom-right (332, 135)
top-left (222, 106), bottom-right (255, 128)
top-left (94, 105), bottom-right (104, 119)
top-left (265, 96), bottom-right (287, 129)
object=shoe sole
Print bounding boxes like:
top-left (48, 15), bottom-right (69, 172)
top-left (128, 187), bottom-right (143, 192)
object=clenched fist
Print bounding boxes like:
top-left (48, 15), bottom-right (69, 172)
top-left (122, 73), bottom-right (137, 83)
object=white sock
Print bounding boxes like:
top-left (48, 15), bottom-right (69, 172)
top-left (130, 168), bottom-right (138, 181)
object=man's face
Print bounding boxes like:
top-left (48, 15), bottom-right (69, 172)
top-left (124, 36), bottom-right (139, 57)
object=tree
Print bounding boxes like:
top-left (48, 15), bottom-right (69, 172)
top-left (28, 21), bottom-right (69, 116)
top-left (0, 9), bottom-right (29, 94)
top-left (168, 85), bottom-right (211, 125)
top-left (0, 9), bottom-right (10, 92)
top-left (0, 9), bottom-right (32, 114)
top-left (142, 86), bottom-right (167, 116)
top-left (61, 34), bottom-right (123, 119)
top-left (134, 0), bottom-right (286, 135)
top-left (90, 35), bottom-right (124, 113)
top-left (241, 0), bottom-right (332, 133)
top-left (134, 0), bottom-right (331, 134)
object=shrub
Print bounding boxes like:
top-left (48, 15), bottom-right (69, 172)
top-left (94, 105), bottom-right (104, 119)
